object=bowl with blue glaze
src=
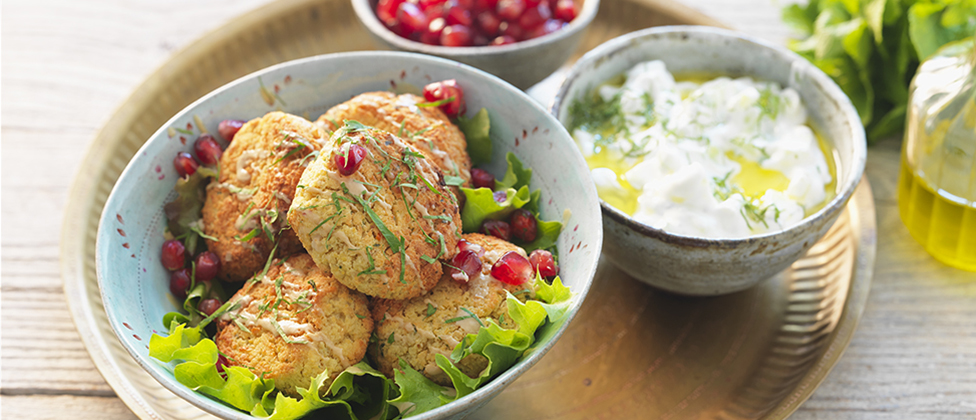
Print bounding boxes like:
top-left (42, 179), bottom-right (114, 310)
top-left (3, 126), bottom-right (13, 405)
top-left (96, 51), bottom-right (601, 419)
top-left (551, 26), bottom-right (867, 296)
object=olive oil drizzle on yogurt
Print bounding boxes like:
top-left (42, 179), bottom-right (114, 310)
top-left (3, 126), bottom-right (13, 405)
top-left (569, 61), bottom-right (837, 238)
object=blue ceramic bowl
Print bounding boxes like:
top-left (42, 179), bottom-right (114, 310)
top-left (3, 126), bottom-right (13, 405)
top-left (96, 51), bottom-right (602, 420)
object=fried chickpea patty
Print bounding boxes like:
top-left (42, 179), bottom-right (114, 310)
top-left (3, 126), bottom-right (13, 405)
top-left (201, 112), bottom-right (327, 282)
top-left (215, 254), bottom-right (373, 397)
top-left (316, 92), bottom-right (471, 185)
top-left (287, 126), bottom-right (462, 300)
top-left (369, 233), bottom-right (536, 385)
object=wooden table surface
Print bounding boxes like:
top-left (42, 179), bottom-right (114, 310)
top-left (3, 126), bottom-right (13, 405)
top-left (2, 0), bottom-right (975, 419)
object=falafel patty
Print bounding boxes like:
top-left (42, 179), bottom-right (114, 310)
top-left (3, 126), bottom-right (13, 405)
top-left (215, 253), bottom-right (373, 397)
top-left (287, 126), bottom-right (462, 300)
top-left (368, 233), bottom-right (537, 385)
top-left (316, 92), bottom-right (471, 186)
top-left (202, 112), bottom-right (328, 282)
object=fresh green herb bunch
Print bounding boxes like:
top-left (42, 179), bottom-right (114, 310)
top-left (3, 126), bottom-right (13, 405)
top-left (784, 0), bottom-right (976, 142)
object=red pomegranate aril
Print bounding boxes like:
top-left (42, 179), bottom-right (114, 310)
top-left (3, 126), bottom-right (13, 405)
top-left (490, 35), bottom-right (517, 45)
top-left (422, 79), bottom-right (466, 117)
top-left (419, 0), bottom-right (446, 11)
top-left (446, 2), bottom-right (473, 26)
top-left (161, 239), bottom-right (186, 271)
top-left (397, 2), bottom-right (429, 35)
top-left (496, 0), bottom-right (526, 21)
top-left (509, 209), bottom-right (538, 242)
top-left (554, 0), bottom-right (576, 21)
top-left (449, 250), bottom-right (483, 283)
top-left (481, 219), bottom-right (511, 240)
top-left (477, 12), bottom-right (502, 36)
top-left (526, 18), bottom-right (565, 39)
top-left (173, 152), bottom-right (199, 177)
top-left (334, 143), bottom-right (368, 176)
top-left (493, 190), bottom-right (508, 203)
top-left (440, 24), bottom-right (473, 47)
top-left (198, 298), bottom-right (223, 316)
top-left (377, 0), bottom-right (405, 25)
top-left (500, 21), bottom-right (525, 40)
top-left (470, 168), bottom-right (495, 189)
top-left (473, 33), bottom-right (489, 46)
top-left (194, 134), bottom-right (223, 166)
top-left (475, 0), bottom-right (499, 11)
top-left (216, 354), bottom-right (230, 375)
top-left (491, 251), bottom-right (533, 285)
top-left (519, 1), bottom-right (551, 29)
top-left (457, 238), bottom-right (486, 257)
top-left (170, 268), bottom-right (192, 299)
top-left (195, 251), bottom-right (221, 282)
top-left (217, 119), bottom-right (246, 142)
top-left (529, 249), bottom-right (559, 278)
top-left (420, 31), bottom-right (441, 44)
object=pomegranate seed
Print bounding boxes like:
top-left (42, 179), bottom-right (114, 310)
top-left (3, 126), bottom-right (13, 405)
top-left (473, 33), bottom-right (489, 46)
top-left (397, 2), bottom-right (428, 35)
top-left (194, 134), bottom-right (223, 166)
top-left (477, 12), bottom-right (502, 36)
top-left (422, 79), bottom-right (466, 117)
top-left (440, 24), bottom-right (473, 47)
top-left (376, 0), bottom-right (406, 25)
top-left (481, 219), bottom-right (511, 240)
top-left (526, 18), bottom-right (565, 39)
top-left (491, 251), bottom-right (533, 285)
top-left (161, 240), bottom-right (186, 271)
top-left (529, 249), bottom-right (559, 278)
top-left (170, 268), bottom-right (192, 299)
top-left (198, 298), bottom-right (222, 316)
top-left (457, 239), bottom-right (486, 257)
top-left (475, 0), bottom-right (499, 11)
top-left (490, 35), bottom-right (517, 45)
top-left (554, 0), bottom-right (576, 21)
top-left (456, 0), bottom-right (476, 8)
top-left (493, 190), bottom-right (507, 203)
top-left (334, 143), bottom-right (368, 176)
top-left (470, 168), bottom-right (495, 189)
top-left (446, 1), bottom-right (473, 26)
top-left (195, 251), bottom-right (221, 282)
top-left (448, 250), bottom-right (483, 283)
top-left (217, 119), bottom-right (245, 142)
top-left (173, 152), bottom-right (199, 177)
top-left (419, 0), bottom-right (446, 11)
top-left (509, 209), bottom-right (538, 242)
top-left (519, 1), bottom-right (551, 29)
top-left (216, 354), bottom-right (230, 376)
top-left (500, 21), bottom-right (525, 40)
top-left (496, 0), bottom-right (526, 21)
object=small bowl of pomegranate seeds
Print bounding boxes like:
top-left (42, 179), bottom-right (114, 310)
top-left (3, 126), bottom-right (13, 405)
top-left (96, 51), bottom-right (601, 420)
top-left (351, 0), bottom-right (599, 89)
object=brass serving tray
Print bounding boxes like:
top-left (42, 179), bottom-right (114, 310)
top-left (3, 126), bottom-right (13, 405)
top-left (60, 0), bottom-right (875, 419)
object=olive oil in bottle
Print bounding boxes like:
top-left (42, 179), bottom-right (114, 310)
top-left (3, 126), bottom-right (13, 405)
top-left (898, 37), bottom-right (976, 271)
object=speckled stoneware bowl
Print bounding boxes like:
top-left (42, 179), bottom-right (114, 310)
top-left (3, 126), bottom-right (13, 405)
top-left (552, 26), bottom-right (866, 296)
top-left (96, 51), bottom-right (601, 420)
top-left (351, 0), bottom-right (599, 90)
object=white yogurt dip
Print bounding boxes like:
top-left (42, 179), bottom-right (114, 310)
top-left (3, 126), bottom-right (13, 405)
top-left (570, 60), bottom-right (834, 239)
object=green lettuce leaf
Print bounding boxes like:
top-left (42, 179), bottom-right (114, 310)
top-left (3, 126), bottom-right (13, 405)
top-left (460, 186), bottom-right (531, 231)
top-left (457, 108), bottom-right (492, 165)
top-left (149, 324), bottom-right (397, 420)
top-left (495, 152), bottom-right (532, 191)
top-left (164, 171), bottom-right (208, 254)
top-left (388, 360), bottom-right (453, 418)
top-left (522, 217), bottom-right (562, 254)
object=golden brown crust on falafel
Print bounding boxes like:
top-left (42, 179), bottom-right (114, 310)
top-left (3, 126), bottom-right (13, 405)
top-left (201, 112), bottom-right (326, 282)
top-left (316, 92), bottom-right (471, 186)
top-left (287, 127), bottom-right (462, 300)
top-left (368, 233), bottom-right (536, 385)
top-left (215, 254), bottom-right (373, 397)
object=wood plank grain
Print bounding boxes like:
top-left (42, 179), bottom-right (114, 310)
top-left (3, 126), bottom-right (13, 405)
top-left (2, 0), bottom-right (976, 419)
top-left (1, 395), bottom-right (138, 419)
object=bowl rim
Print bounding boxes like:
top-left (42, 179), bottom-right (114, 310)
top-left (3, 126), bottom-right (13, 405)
top-left (350, 0), bottom-right (600, 56)
top-left (550, 25), bottom-right (868, 247)
top-left (95, 49), bottom-right (603, 420)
